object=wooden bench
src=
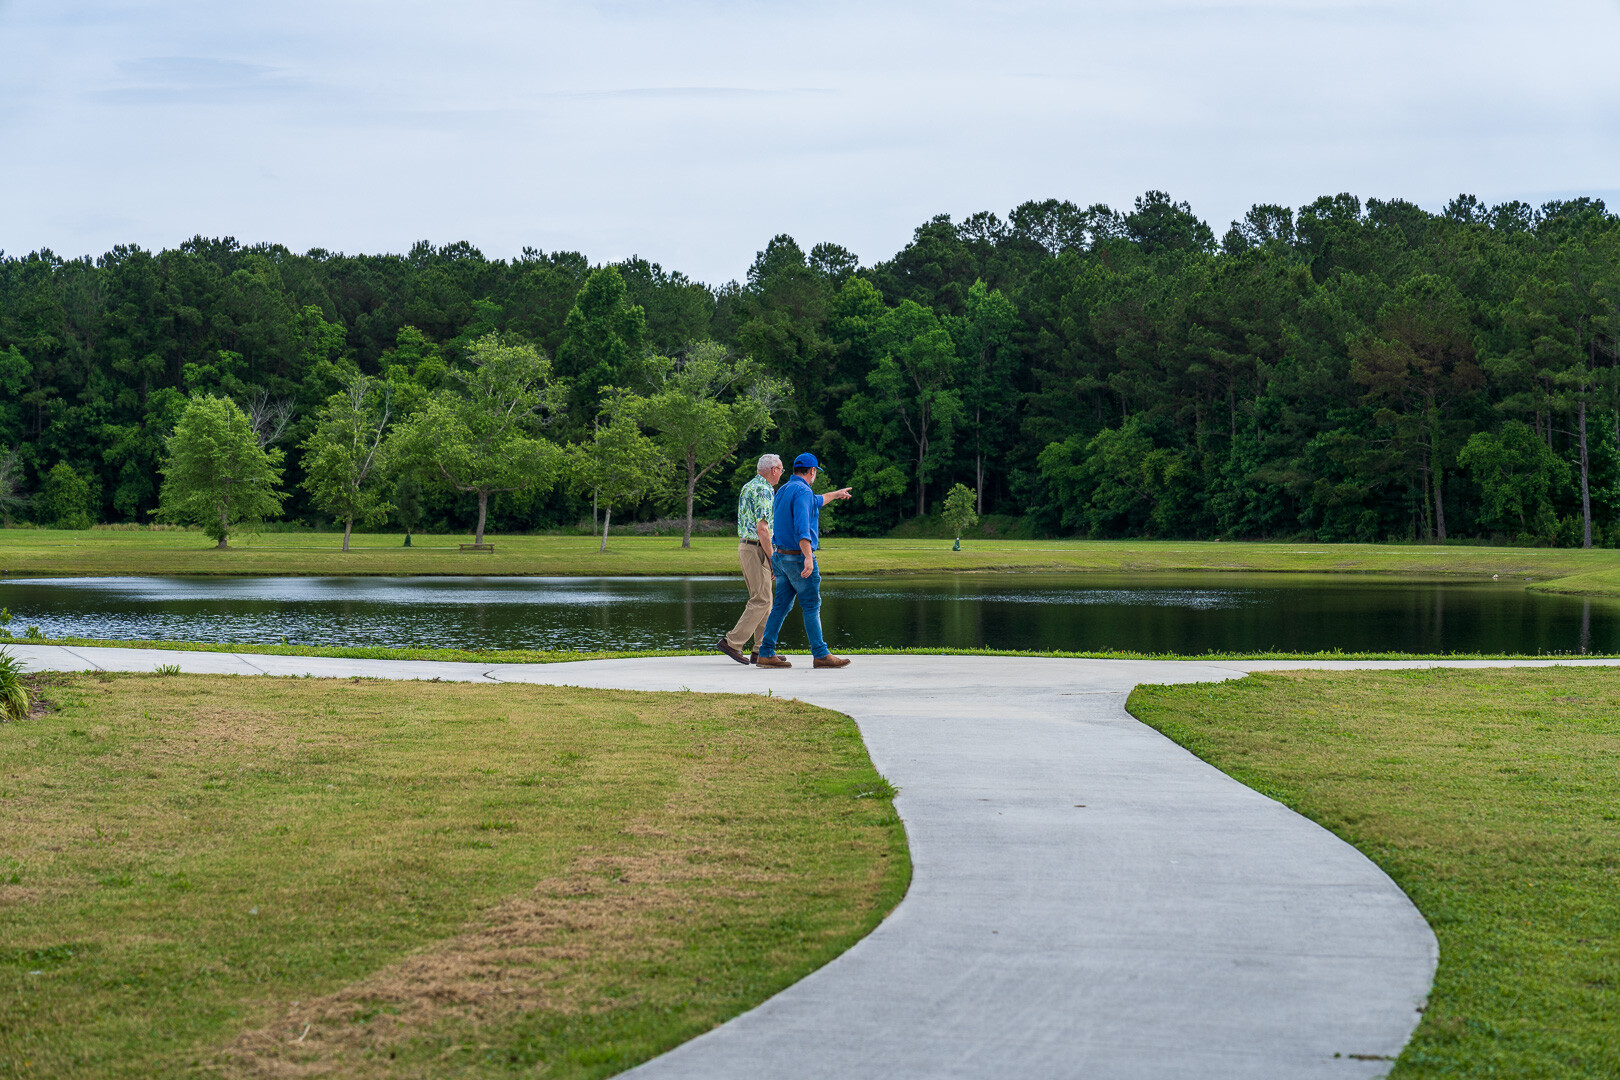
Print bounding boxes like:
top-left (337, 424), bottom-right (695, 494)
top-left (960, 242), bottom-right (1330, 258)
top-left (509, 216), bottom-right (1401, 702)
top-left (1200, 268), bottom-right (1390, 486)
top-left (459, 543), bottom-right (495, 553)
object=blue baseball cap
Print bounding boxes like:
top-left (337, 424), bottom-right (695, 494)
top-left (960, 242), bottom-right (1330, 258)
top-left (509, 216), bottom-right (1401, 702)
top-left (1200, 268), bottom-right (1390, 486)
top-left (792, 453), bottom-right (820, 469)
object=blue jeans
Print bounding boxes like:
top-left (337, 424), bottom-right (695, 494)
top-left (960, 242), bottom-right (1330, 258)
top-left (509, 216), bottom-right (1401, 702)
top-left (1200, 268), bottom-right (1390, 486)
top-left (760, 552), bottom-right (829, 659)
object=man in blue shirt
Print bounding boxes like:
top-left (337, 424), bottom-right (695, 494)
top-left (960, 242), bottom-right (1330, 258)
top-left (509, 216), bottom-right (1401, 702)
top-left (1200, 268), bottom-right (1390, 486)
top-left (757, 453), bottom-right (853, 669)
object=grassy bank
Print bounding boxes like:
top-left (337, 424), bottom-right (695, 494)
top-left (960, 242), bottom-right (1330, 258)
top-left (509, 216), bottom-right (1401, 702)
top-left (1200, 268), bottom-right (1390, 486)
top-left (1129, 668), bottom-right (1620, 1078)
top-left (0, 672), bottom-right (908, 1079)
top-left (1521, 567), bottom-right (1620, 598)
top-left (4, 529), bottom-right (1620, 583)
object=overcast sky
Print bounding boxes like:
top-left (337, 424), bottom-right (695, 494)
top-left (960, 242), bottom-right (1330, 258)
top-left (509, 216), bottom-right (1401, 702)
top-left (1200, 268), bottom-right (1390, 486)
top-left (3, 0), bottom-right (1619, 284)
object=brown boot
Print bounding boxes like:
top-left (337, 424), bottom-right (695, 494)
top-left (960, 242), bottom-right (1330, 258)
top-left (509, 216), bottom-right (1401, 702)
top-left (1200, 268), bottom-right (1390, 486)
top-left (813, 654), bottom-right (851, 669)
top-left (756, 654), bottom-right (792, 669)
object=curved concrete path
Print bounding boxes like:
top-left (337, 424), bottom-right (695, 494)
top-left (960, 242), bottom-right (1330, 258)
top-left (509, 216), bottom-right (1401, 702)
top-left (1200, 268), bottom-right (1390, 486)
top-left (16, 646), bottom-right (1608, 1078)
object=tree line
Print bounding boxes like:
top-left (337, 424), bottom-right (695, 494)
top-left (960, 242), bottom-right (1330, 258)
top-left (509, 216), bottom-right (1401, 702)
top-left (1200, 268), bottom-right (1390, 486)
top-left (4, 189), bottom-right (1620, 546)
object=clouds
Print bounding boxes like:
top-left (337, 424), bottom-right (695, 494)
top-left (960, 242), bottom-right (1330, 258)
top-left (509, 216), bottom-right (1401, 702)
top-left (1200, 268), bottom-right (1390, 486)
top-left (2, 0), bottom-right (1618, 282)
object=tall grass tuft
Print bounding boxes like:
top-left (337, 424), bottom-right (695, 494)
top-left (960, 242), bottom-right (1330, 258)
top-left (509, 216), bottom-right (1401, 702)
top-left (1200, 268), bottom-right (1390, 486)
top-left (0, 648), bottom-right (29, 722)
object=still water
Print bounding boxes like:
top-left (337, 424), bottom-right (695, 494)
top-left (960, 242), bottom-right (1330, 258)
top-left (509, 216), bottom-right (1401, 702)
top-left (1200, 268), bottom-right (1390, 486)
top-left (0, 574), bottom-right (1613, 655)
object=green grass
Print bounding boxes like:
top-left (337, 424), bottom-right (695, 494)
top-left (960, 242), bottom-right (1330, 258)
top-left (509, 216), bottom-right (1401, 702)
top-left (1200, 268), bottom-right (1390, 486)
top-left (5, 529), bottom-right (1620, 586)
top-left (14, 633), bottom-right (1620, 664)
top-left (1521, 567), bottom-right (1620, 598)
top-left (0, 672), bottom-right (908, 1079)
top-left (1128, 668), bottom-right (1620, 1079)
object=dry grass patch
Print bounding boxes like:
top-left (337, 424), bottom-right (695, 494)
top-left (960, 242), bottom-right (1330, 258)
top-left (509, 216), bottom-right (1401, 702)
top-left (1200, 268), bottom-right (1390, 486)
top-left (1129, 668), bottom-right (1620, 1079)
top-left (0, 673), bottom-right (907, 1079)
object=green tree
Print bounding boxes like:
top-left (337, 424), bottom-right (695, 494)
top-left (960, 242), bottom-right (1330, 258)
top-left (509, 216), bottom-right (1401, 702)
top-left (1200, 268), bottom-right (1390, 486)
top-left (378, 325), bottom-right (448, 392)
top-left (948, 280), bottom-right (1020, 513)
top-left (636, 341), bottom-right (786, 547)
top-left (393, 470), bottom-right (424, 547)
top-left (840, 299), bottom-right (962, 518)
top-left (1457, 421), bottom-right (1567, 539)
top-left (942, 483), bottom-right (978, 546)
top-left (567, 400), bottom-right (669, 552)
top-left (301, 375), bottom-right (394, 551)
top-left (388, 334), bottom-right (566, 546)
top-left (38, 462), bottom-right (96, 529)
top-left (157, 394), bottom-right (287, 548)
top-left (1350, 275), bottom-right (1484, 541)
top-left (0, 346), bottom-right (30, 449)
top-left (0, 446), bottom-right (27, 527)
top-left (101, 388), bottom-right (188, 521)
top-left (1038, 420), bottom-right (1197, 537)
top-left (556, 266), bottom-right (648, 425)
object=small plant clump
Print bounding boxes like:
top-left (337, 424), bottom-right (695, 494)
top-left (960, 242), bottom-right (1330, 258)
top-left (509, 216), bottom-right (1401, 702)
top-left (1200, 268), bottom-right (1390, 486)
top-left (0, 647), bottom-right (30, 721)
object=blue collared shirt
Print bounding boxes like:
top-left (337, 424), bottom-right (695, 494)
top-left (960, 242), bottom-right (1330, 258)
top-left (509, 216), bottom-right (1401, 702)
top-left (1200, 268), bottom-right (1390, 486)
top-left (771, 474), bottom-right (820, 552)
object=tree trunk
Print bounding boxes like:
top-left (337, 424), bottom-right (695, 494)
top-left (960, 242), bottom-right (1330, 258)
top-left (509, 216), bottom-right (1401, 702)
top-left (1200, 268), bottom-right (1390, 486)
top-left (975, 404), bottom-right (985, 515)
top-left (1430, 429), bottom-right (1447, 542)
top-left (1419, 462), bottom-right (1432, 541)
top-left (1433, 464), bottom-right (1446, 542)
top-left (343, 517), bottom-right (353, 552)
top-left (475, 491), bottom-right (488, 546)
top-left (1427, 398), bottom-right (1445, 542)
top-left (599, 505), bottom-right (612, 552)
top-left (1579, 399), bottom-right (1592, 548)
top-left (916, 432), bottom-right (929, 517)
top-left (683, 456), bottom-right (697, 549)
top-left (218, 505), bottom-right (229, 549)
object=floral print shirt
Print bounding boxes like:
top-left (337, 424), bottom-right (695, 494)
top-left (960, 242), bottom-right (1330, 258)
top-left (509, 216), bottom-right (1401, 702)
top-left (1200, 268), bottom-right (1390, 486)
top-left (736, 474), bottom-right (774, 540)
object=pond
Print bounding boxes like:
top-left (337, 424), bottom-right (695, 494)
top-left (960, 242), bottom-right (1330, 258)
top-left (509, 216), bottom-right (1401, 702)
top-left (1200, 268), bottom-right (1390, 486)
top-left (0, 573), bottom-right (1613, 655)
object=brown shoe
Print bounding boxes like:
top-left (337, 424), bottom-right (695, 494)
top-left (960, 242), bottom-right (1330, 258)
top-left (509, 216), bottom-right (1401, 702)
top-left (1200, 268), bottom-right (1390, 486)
top-left (756, 654), bottom-right (792, 669)
top-left (813, 654), bottom-right (851, 669)
top-left (717, 637), bottom-right (749, 665)
top-left (749, 651), bottom-right (758, 664)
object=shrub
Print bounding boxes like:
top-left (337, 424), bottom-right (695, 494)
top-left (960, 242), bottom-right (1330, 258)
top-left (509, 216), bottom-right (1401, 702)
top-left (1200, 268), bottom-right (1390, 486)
top-left (0, 648), bottom-right (29, 722)
top-left (38, 462), bottom-right (98, 529)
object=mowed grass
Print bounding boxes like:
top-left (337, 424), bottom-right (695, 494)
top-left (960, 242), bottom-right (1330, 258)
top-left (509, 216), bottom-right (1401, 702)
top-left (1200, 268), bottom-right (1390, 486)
top-left (21, 634), bottom-right (1620, 665)
top-left (0, 672), bottom-right (908, 1079)
top-left (3, 529), bottom-right (1620, 586)
top-left (1128, 668), bottom-right (1620, 1079)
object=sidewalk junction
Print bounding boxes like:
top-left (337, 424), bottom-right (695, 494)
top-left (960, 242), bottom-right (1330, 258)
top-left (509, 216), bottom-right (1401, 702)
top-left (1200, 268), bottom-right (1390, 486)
top-left (16, 645), bottom-right (1609, 1078)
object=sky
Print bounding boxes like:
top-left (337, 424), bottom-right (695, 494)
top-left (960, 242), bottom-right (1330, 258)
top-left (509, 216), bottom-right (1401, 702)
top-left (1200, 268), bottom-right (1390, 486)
top-left (3, 0), bottom-right (1620, 284)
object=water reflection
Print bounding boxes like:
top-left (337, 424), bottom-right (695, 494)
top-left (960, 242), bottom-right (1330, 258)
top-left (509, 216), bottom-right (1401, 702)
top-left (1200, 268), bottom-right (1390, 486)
top-left (0, 574), bottom-right (1614, 656)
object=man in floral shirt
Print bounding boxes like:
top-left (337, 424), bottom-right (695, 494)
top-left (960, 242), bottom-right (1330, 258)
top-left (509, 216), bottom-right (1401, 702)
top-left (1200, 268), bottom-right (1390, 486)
top-left (717, 454), bottom-right (784, 664)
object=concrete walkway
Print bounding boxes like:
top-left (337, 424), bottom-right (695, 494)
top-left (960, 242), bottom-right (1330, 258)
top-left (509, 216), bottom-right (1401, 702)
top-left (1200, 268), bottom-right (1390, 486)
top-left (15, 646), bottom-right (1609, 1078)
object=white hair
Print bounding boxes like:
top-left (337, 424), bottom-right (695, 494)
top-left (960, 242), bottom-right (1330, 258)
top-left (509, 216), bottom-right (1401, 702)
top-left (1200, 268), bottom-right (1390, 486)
top-left (757, 453), bottom-right (783, 474)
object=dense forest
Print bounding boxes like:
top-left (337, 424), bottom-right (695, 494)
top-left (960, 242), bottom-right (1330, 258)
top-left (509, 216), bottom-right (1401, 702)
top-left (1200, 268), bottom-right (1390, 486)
top-left (4, 190), bottom-right (1620, 545)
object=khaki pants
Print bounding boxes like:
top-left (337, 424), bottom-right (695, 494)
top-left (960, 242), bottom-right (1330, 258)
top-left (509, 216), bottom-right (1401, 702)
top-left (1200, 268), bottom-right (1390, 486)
top-left (724, 542), bottom-right (774, 653)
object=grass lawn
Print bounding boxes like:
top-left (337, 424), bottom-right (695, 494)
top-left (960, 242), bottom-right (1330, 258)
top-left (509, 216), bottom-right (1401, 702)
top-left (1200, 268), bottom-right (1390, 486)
top-left (0, 672), bottom-right (908, 1079)
top-left (1129, 668), bottom-right (1620, 1079)
top-left (14, 633), bottom-right (1620, 664)
top-left (4, 529), bottom-right (1620, 588)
